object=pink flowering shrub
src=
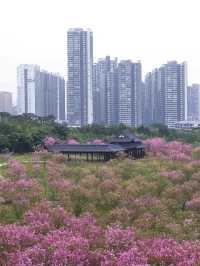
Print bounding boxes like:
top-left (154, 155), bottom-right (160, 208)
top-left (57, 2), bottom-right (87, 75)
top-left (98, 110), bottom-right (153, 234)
top-left (67, 138), bottom-right (79, 144)
top-left (0, 206), bottom-right (200, 265)
top-left (144, 138), bottom-right (193, 161)
top-left (43, 136), bottom-right (56, 146)
top-left (186, 197), bottom-right (200, 211)
top-left (160, 170), bottom-right (184, 183)
top-left (105, 225), bottom-right (135, 252)
top-left (90, 139), bottom-right (105, 145)
top-left (7, 159), bottom-right (26, 179)
top-left (144, 138), bottom-right (166, 156)
top-left (2, 141), bottom-right (200, 264)
top-left (0, 178), bottom-right (43, 207)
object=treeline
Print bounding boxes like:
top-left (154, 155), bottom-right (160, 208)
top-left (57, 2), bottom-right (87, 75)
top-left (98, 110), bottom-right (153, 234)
top-left (0, 113), bottom-right (128, 153)
top-left (1, 112), bottom-right (200, 153)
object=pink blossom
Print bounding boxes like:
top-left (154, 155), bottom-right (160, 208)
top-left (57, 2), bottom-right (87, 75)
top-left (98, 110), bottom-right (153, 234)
top-left (186, 197), bottom-right (200, 211)
top-left (67, 138), bottom-right (79, 144)
top-left (160, 170), bottom-right (184, 183)
top-left (7, 159), bottom-right (26, 178)
top-left (105, 224), bottom-right (135, 252)
top-left (91, 139), bottom-right (105, 145)
top-left (43, 136), bottom-right (56, 146)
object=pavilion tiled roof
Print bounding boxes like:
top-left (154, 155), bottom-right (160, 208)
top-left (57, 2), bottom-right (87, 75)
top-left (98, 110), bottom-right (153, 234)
top-left (47, 143), bottom-right (125, 153)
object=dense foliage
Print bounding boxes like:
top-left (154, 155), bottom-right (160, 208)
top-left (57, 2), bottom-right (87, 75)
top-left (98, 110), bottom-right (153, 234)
top-left (2, 112), bottom-right (200, 154)
top-left (1, 138), bottom-right (200, 264)
top-left (0, 113), bottom-right (128, 153)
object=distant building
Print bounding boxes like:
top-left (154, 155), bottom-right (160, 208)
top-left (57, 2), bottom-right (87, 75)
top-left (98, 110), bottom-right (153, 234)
top-left (162, 61), bottom-right (187, 126)
top-left (143, 61), bottom-right (187, 127)
top-left (67, 28), bottom-right (93, 127)
top-left (17, 64), bottom-right (65, 120)
top-left (118, 60), bottom-right (142, 127)
top-left (0, 91), bottom-right (12, 113)
top-left (37, 71), bottom-right (65, 121)
top-left (17, 64), bottom-right (40, 114)
top-left (187, 84), bottom-right (200, 121)
top-left (143, 69), bottom-right (162, 125)
top-left (170, 120), bottom-right (200, 129)
top-left (93, 56), bottom-right (118, 125)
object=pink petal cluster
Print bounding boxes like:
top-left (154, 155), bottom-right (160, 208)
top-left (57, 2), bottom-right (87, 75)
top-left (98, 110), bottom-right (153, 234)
top-left (43, 136), bottom-right (56, 146)
top-left (7, 159), bottom-right (26, 178)
top-left (1, 204), bottom-right (200, 265)
top-left (144, 138), bottom-right (193, 161)
top-left (186, 197), bottom-right (200, 211)
top-left (67, 138), bottom-right (79, 144)
top-left (160, 170), bottom-right (184, 183)
top-left (0, 178), bottom-right (43, 206)
top-left (90, 139), bottom-right (105, 145)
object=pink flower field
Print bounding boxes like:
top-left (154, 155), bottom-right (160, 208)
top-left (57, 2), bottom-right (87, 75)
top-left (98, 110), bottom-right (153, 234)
top-left (1, 138), bottom-right (200, 265)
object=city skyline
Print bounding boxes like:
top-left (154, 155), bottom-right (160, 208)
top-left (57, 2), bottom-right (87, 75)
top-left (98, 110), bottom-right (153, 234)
top-left (17, 65), bottom-right (65, 120)
top-left (1, 0), bottom-right (200, 98)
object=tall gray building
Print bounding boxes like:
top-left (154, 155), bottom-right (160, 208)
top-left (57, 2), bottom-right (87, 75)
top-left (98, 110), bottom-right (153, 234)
top-left (93, 56), bottom-right (118, 125)
top-left (37, 71), bottom-right (65, 121)
top-left (17, 65), bottom-right (65, 121)
top-left (143, 69), bottom-right (163, 125)
top-left (162, 61), bottom-right (187, 126)
top-left (143, 61), bottom-right (187, 127)
top-left (187, 84), bottom-right (200, 121)
top-left (0, 91), bottom-right (12, 114)
top-left (118, 60), bottom-right (142, 127)
top-left (67, 28), bottom-right (93, 127)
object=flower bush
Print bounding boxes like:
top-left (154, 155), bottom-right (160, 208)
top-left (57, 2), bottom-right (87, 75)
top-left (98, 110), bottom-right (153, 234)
top-left (43, 137), bottom-right (56, 146)
top-left (1, 138), bottom-right (200, 264)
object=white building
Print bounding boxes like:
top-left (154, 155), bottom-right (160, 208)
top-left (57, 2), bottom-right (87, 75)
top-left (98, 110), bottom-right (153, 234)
top-left (163, 61), bottom-right (187, 127)
top-left (17, 65), bottom-right (65, 120)
top-left (143, 61), bottom-right (187, 127)
top-left (17, 64), bottom-right (40, 114)
top-left (187, 84), bottom-right (200, 121)
top-left (67, 28), bottom-right (93, 127)
top-left (118, 60), bottom-right (142, 127)
top-left (0, 91), bottom-right (12, 113)
top-left (170, 120), bottom-right (200, 129)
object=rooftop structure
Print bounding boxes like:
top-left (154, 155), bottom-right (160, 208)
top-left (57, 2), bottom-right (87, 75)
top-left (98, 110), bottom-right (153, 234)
top-left (169, 120), bottom-right (200, 129)
top-left (46, 132), bottom-right (145, 161)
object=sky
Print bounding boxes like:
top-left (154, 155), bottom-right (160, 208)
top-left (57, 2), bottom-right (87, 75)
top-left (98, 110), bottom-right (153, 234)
top-left (0, 0), bottom-right (200, 101)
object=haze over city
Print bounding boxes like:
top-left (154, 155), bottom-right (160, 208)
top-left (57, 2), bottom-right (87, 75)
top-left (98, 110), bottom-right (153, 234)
top-left (0, 0), bottom-right (200, 99)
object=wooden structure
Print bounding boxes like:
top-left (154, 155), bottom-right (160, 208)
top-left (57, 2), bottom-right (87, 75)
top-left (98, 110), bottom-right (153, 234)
top-left (109, 132), bottom-right (145, 159)
top-left (46, 133), bottom-right (145, 162)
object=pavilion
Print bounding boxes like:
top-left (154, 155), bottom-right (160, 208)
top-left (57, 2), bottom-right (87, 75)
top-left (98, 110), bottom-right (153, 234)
top-left (46, 132), bottom-right (145, 162)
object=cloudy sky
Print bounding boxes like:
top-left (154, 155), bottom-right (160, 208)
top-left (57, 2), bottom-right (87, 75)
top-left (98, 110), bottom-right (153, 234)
top-left (0, 0), bottom-right (200, 100)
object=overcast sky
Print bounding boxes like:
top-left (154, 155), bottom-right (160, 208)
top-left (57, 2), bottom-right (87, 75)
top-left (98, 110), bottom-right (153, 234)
top-left (0, 0), bottom-right (200, 100)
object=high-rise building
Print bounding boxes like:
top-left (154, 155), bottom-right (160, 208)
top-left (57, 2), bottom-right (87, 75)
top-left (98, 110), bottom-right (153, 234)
top-left (17, 65), bottom-right (65, 120)
top-left (17, 65), bottom-right (40, 114)
top-left (187, 84), bottom-right (200, 121)
top-left (162, 61), bottom-right (187, 126)
top-left (0, 91), bottom-right (12, 113)
top-left (143, 73), bottom-right (153, 125)
top-left (67, 28), bottom-right (93, 127)
top-left (93, 56), bottom-right (118, 125)
top-left (143, 68), bottom-right (163, 125)
top-left (93, 63), bottom-right (101, 124)
top-left (37, 71), bottom-right (65, 121)
top-left (118, 60), bottom-right (142, 127)
top-left (143, 61), bottom-right (187, 127)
